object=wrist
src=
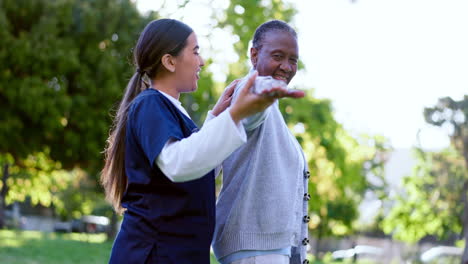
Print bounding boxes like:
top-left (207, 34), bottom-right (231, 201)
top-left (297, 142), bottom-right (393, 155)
top-left (229, 107), bottom-right (242, 124)
top-left (212, 103), bottom-right (223, 116)
top-left (211, 108), bottom-right (220, 117)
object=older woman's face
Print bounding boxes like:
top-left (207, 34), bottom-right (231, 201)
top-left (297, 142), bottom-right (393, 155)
top-left (174, 32), bottom-right (205, 93)
top-left (250, 31), bottom-right (298, 84)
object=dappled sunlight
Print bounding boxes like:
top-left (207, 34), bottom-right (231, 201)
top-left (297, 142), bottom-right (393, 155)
top-left (65, 233), bottom-right (107, 243)
top-left (0, 230), bottom-right (45, 248)
top-left (1, 237), bottom-right (24, 248)
top-left (0, 230), bottom-right (112, 264)
top-left (0, 230), bottom-right (107, 245)
top-left (3, 230), bottom-right (44, 240)
top-left (0, 230), bottom-right (28, 248)
top-left (328, 220), bottom-right (349, 236)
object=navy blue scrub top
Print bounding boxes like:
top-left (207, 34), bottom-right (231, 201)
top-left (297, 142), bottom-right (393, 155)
top-left (109, 89), bottom-right (215, 264)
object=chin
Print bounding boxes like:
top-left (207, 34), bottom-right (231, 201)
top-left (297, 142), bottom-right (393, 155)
top-left (185, 87), bottom-right (197, 93)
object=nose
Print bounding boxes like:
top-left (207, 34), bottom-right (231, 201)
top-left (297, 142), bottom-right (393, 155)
top-left (199, 56), bottom-right (205, 67)
top-left (279, 61), bottom-right (293, 73)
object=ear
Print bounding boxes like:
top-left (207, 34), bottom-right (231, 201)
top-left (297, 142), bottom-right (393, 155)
top-left (161, 54), bottom-right (176, 73)
top-left (250, 47), bottom-right (258, 69)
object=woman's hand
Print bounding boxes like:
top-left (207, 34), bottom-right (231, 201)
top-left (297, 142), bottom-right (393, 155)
top-left (259, 87), bottom-right (305, 98)
top-left (211, 79), bottom-right (240, 116)
top-left (229, 71), bottom-right (303, 124)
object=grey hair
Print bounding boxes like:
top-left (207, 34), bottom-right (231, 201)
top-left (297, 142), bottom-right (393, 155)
top-left (252, 20), bottom-right (297, 50)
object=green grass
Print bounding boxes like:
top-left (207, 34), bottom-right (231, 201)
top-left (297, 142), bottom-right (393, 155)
top-left (0, 230), bottom-right (377, 264)
top-left (0, 230), bottom-right (112, 264)
top-left (0, 230), bottom-right (222, 264)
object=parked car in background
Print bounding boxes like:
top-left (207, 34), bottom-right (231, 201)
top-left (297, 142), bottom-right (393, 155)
top-left (53, 221), bottom-right (72, 232)
top-left (71, 215), bottom-right (110, 233)
top-left (54, 215), bottom-right (109, 233)
top-left (420, 246), bottom-right (462, 264)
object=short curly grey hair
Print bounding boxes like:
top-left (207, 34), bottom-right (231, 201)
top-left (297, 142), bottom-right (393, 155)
top-left (252, 20), bottom-right (297, 50)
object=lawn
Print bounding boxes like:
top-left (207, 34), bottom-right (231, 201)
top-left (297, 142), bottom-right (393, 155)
top-left (0, 230), bottom-right (220, 264)
top-left (0, 230), bottom-right (112, 264)
top-left (0, 230), bottom-right (375, 264)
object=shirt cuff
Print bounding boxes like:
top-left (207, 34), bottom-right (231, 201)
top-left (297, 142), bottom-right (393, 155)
top-left (205, 110), bottom-right (216, 123)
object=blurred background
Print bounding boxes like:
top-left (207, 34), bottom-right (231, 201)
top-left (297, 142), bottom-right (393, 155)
top-left (0, 0), bottom-right (467, 263)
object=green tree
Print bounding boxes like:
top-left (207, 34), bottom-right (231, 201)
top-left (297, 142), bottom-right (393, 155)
top-left (0, 0), bottom-right (153, 227)
top-left (424, 96), bottom-right (468, 264)
top-left (382, 148), bottom-right (465, 243)
top-left (382, 96), bottom-right (468, 264)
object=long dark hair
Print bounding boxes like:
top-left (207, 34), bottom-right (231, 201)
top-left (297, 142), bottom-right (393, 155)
top-left (101, 19), bottom-right (193, 213)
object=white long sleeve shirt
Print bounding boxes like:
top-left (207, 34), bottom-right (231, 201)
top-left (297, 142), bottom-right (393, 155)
top-left (155, 90), bottom-right (247, 182)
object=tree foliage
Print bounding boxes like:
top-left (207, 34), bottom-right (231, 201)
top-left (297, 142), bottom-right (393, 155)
top-left (0, 0), bottom-right (153, 218)
top-left (424, 96), bottom-right (468, 168)
top-left (0, 0), bottom-right (152, 171)
top-left (382, 147), bottom-right (466, 242)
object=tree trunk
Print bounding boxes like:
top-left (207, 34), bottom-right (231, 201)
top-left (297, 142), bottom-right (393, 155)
top-left (461, 134), bottom-right (468, 264)
top-left (315, 224), bottom-right (323, 257)
top-left (0, 164), bottom-right (10, 229)
top-left (461, 179), bottom-right (468, 264)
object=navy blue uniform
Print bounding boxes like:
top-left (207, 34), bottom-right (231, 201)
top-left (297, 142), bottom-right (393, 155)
top-left (109, 89), bottom-right (215, 264)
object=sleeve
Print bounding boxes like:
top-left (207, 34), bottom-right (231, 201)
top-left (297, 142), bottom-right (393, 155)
top-left (128, 96), bottom-right (183, 169)
top-left (203, 110), bottom-right (216, 124)
top-left (232, 77), bottom-right (272, 131)
top-left (198, 110), bottom-right (223, 179)
top-left (156, 109), bottom-right (247, 182)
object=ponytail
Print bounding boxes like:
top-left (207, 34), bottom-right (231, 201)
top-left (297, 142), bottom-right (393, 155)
top-left (101, 72), bottom-right (145, 214)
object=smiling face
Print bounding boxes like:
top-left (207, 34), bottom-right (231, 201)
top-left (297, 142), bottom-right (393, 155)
top-left (174, 32), bottom-right (205, 93)
top-left (250, 30), bottom-right (298, 84)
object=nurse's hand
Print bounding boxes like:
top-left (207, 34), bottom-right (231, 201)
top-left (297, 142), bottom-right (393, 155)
top-left (259, 86), bottom-right (305, 99)
top-left (229, 71), bottom-right (277, 124)
top-left (211, 79), bottom-right (240, 116)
